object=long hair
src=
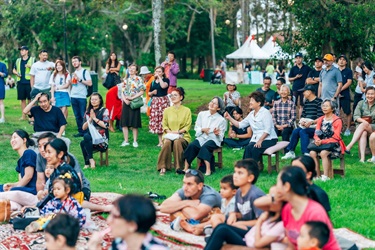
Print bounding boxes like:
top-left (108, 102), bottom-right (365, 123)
top-left (53, 60), bottom-right (68, 81)
top-left (45, 138), bottom-right (72, 165)
top-left (106, 52), bottom-right (119, 68)
top-left (279, 166), bottom-right (309, 196)
top-left (86, 92), bottom-right (104, 113)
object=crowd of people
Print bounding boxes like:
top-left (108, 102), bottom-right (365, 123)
top-left (0, 45), bottom-right (371, 249)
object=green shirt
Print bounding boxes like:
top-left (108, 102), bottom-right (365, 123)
top-left (162, 105), bottom-right (192, 142)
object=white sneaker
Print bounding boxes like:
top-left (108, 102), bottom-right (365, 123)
top-left (120, 141), bottom-right (130, 147)
top-left (366, 157), bottom-right (375, 163)
top-left (133, 141), bottom-right (138, 148)
top-left (170, 216), bottom-right (182, 231)
top-left (0, 118), bottom-right (4, 123)
top-left (344, 129), bottom-right (351, 136)
top-left (281, 151), bottom-right (295, 160)
top-left (316, 175), bottom-right (330, 182)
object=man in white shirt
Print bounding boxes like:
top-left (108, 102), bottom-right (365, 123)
top-left (29, 50), bottom-right (55, 99)
top-left (71, 56), bottom-right (92, 137)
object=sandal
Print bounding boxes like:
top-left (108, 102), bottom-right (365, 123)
top-left (147, 191), bottom-right (166, 200)
top-left (159, 168), bottom-right (166, 175)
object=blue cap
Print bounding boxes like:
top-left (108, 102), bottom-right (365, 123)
top-left (295, 52), bottom-right (303, 58)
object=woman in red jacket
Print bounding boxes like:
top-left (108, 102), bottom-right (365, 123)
top-left (309, 100), bottom-right (344, 181)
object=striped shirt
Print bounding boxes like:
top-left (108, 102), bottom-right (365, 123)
top-left (272, 99), bottom-right (296, 127)
top-left (302, 97), bottom-right (323, 120)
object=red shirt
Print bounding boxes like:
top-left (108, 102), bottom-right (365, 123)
top-left (282, 199), bottom-right (340, 250)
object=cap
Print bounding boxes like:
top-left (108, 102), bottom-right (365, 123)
top-left (315, 57), bottom-right (323, 62)
top-left (18, 46), bottom-right (29, 51)
top-left (302, 84), bottom-right (315, 92)
top-left (338, 54), bottom-right (348, 62)
top-left (295, 52), bottom-right (303, 58)
top-left (139, 66), bottom-right (151, 75)
top-left (323, 54), bottom-right (334, 61)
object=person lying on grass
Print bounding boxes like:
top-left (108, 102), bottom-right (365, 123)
top-left (159, 169), bottom-right (221, 232)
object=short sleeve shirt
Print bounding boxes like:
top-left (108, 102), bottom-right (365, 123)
top-left (221, 196), bottom-right (235, 216)
top-left (307, 69), bottom-right (321, 95)
top-left (30, 106), bottom-right (67, 133)
top-left (234, 185), bottom-right (265, 221)
top-left (29, 61), bottom-right (55, 90)
top-left (288, 64), bottom-right (311, 91)
top-left (177, 185), bottom-right (221, 208)
top-left (16, 149), bottom-right (37, 194)
top-left (123, 75), bottom-right (146, 97)
top-left (320, 67), bottom-right (342, 100)
top-left (256, 88), bottom-right (275, 109)
top-left (49, 72), bottom-right (71, 93)
top-left (339, 67), bottom-right (353, 98)
top-left (149, 77), bottom-right (169, 97)
top-left (70, 68), bottom-right (91, 98)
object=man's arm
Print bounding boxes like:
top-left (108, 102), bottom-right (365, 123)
top-left (57, 125), bottom-right (66, 138)
top-left (341, 79), bottom-right (352, 91)
top-left (159, 193), bottom-right (198, 214)
top-left (318, 82), bottom-right (322, 98)
top-left (30, 75), bottom-right (35, 88)
top-left (23, 93), bottom-right (41, 115)
top-left (333, 82), bottom-right (343, 99)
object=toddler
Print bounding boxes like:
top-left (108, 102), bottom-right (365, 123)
top-left (297, 221), bottom-right (330, 250)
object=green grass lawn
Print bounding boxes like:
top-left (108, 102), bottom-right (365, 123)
top-left (0, 80), bottom-right (374, 239)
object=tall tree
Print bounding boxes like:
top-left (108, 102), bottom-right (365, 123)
top-left (152, 0), bottom-right (166, 65)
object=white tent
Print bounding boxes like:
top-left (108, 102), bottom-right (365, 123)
top-left (262, 36), bottom-right (291, 60)
top-left (226, 36), bottom-right (270, 60)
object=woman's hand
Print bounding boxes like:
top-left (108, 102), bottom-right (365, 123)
top-left (3, 183), bottom-right (13, 191)
top-left (230, 131), bottom-right (236, 138)
top-left (254, 140), bottom-right (263, 148)
top-left (257, 211), bottom-right (269, 223)
top-left (224, 111), bottom-right (231, 120)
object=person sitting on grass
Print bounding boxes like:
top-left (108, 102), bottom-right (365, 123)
top-left (223, 107), bottom-right (252, 150)
top-left (187, 174), bottom-right (237, 235)
top-left (45, 214), bottom-right (80, 250)
top-left (297, 221), bottom-right (330, 250)
top-left (159, 169), bottom-right (221, 232)
top-left (205, 159), bottom-right (265, 249)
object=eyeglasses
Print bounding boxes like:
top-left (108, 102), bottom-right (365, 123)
top-left (186, 169), bottom-right (203, 183)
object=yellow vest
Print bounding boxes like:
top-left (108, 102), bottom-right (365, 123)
top-left (15, 57), bottom-right (35, 81)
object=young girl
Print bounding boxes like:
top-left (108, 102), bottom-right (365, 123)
top-left (40, 173), bottom-right (86, 228)
top-left (223, 107), bottom-right (252, 149)
top-left (49, 60), bottom-right (71, 118)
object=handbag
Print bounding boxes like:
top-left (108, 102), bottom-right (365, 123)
top-left (164, 133), bottom-right (181, 141)
top-left (307, 142), bottom-right (337, 152)
top-left (361, 116), bottom-right (372, 124)
top-left (130, 96), bottom-right (144, 109)
top-left (103, 73), bottom-right (121, 90)
top-left (0, 199), bottom-right (11, 222)
top-left (88, 121), bottom-right (105, 145)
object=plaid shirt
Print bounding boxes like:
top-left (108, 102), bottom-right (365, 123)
top-left (272, 99), bottom-right (296, 127)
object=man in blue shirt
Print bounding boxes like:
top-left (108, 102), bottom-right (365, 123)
top-left (318, 54), bottom-right (342, 104)
top-left (338, 54), bottom-right (353, 136)
top-left (0, 61), bottom-right (8, 123)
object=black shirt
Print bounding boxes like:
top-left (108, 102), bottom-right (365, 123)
top-left (340, 67), bottom-right (353, 98)
top-left (256, 87), bottom-right (275, 109)
top-left (149, 77), bottom-right (170, 97)
top-left (289, 64), bottom-right (311, 91)
top-left (307, 69), bottom-right (322, 95)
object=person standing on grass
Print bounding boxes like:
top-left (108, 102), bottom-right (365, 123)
top-left (29, 49), bottom-right (55, 99)
top-left (120, 64), bottom-right (145, 148)
top-left (13, 46), bottom-right (35, 120)
top-left (161, 51), bottom-right (179, 93)
top-left (0, 60), bottom-right (8, 123)
top-left (71, 56), bottom-right (92, 138)
top-left (6, 75), bottom-right (15, 89)
top-left (148, 66), bottom-right (170, 147)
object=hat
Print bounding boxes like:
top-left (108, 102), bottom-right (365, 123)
top-left (302, 84), bottom-right (315, 92)
top-left (315, 57), bottom-right (323, 62)
top-left (338, 54), bottom-right (348, 62)
top-left (18, 46), bottom-right (29, 51)
top-left (295, 52), bottom-right (303, 58)
top-left (119, 60), bottom-right (124, 65)
top-left (139, 66), bottom-right (151, 75)
top-left (323, 54), bottom-right (334, 61)
top-left (355, 66), bottom-right (363, 74)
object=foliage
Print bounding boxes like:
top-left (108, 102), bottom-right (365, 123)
top-left (275, 0), bottom-right (375, 61)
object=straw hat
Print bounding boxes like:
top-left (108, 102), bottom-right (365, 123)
top-left (139, 66), bottom-right (151, 75)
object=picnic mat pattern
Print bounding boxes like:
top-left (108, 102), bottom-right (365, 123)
top-left (0, 192), bottom-right (374, 249)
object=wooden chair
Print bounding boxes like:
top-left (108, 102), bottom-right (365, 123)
top-left (93, 148), bottom-right (109, 166)
top-left (197, 147), bottom-right (223, 169)
top-left (317, 154), bottom-right (345, 177)
top-left (261, 141), bottom-right (289, 174)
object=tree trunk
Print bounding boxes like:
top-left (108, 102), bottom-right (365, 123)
top-left (209, 7), bottom-right (216, 69)
top-left (152, 0), bottom-right (166, 65)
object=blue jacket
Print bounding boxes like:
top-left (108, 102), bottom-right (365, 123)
top-left (0, 62), bottom-right (8, 86)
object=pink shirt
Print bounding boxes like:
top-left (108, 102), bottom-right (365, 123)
top-left (282, 199), bottom-right (340, 250)
top-left (244, 219), bottom-right (285, 247)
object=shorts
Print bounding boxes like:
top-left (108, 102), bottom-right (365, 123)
top-left (340, 97), bottom-right (351, 115)
top-left (30, 87), bottom-right (51, 100)
top-left (54, 91), bottom-right (71, 107)
top-left (17, 83), bottom-right (31, 100)
top-left (82, 187), bottom-right (91, 201)
top-left (293, 90), bottom-right (304, 106)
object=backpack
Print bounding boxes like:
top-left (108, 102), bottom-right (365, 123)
top-left (83, 69), bottom-right (93, 97)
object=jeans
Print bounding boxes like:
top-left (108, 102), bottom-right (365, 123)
top-left (286, 127), bottom-right (315, 154)
top-left (71, 97), bottom-right (87, 135)
top-left (205, 223), bottom-right (247, 250)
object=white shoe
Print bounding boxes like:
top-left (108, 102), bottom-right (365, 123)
top-left (366, 157), bottom-right (375, 163)
top-left (316, 175), bottom-right (330, 182)
top-left (281, 151), bottom-right (295, 160)
top-left (344, 129), bottom-right (351, 136)
top-left (0, 118), bottom-right (5, 123)
top-left (120, 141), bottom-right (130, 147)
top-left (170, 216), bottom-right (182, 231)
top-left (133, 141), bottom-right (138, 148)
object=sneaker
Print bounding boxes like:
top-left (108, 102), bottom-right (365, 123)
top-left (232, 147), bottom-right (242, 151)
top-left (0, 118), bottom-right (4, 123)
top-left (120, 141), bottom-right (130, 147)
top-left (170, 216), bottom-right (182, 231)
top-left (281, 151), bottom-right (295, 160)
top-left (344, 129), bottom-right (351, 136)
top-left (133, 141), bottom-right (138, 148)
top-left (366, 157), bottom-right (375, 163)
top-left (316, 175), bottom-right (330, 182)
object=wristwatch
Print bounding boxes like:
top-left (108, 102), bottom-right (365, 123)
top-left (79, 79), bottom-right (83, 83)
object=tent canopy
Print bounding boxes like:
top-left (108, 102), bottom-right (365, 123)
top-left (226, 36), bottom-right (270, 60)
top-left (262, 36), bottom-right (291, 60)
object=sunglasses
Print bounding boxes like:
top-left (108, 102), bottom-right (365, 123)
top-left (186, 169), bottom-right (203, 183)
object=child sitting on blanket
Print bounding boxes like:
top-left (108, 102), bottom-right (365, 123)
top-left (26, 173), bottom-right (86, 232)
top-left (45, 213), bottom-right (80, 250)
top-left (185, 174), bottom-right (237, 235)
top-left (37, 164), bottom-right (55, 201)
top-left (297, 221), bottom-right (330, 250)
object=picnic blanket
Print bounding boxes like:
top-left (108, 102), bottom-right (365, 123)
top-left (0, 193), bottom-right (374, 249)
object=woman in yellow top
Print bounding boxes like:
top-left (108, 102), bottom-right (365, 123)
top-left (157, 87), bottom-right (192, 175)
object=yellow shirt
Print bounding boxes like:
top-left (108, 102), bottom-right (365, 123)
top-left (162, 105), bottom-right (192, 142)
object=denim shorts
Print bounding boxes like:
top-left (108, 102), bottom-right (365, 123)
top-left (54, 91), bottom-right (71, 107)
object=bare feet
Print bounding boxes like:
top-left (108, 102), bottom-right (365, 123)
top-left (109, 126), bottom-right (115, 133)
top-left (180, 219), bottom-right (195, 233)
top-left (89, 159), bottom-right (96, 169)
top-left (160, 168), bottom-right (166, 175)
